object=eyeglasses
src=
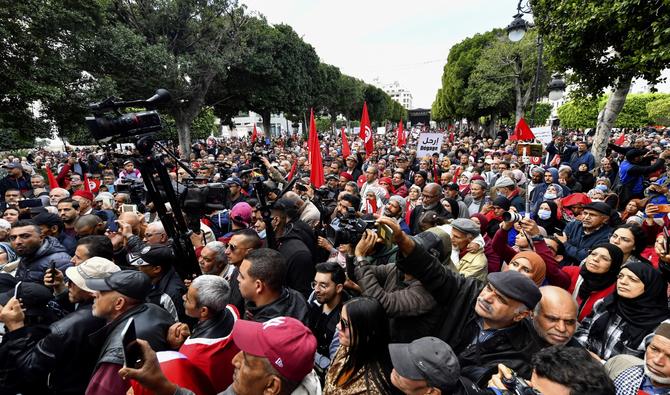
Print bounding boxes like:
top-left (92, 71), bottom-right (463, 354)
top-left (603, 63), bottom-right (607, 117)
top-left (422, 193), bottom-right (438, 199)
top-left (339, 318), bottom-right (350, 330)
top-left (227, 243), bottom-right (238, 252)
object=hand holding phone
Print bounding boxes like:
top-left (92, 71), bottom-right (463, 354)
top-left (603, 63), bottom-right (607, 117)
top-left (121, 318), bottom-right (143, 368)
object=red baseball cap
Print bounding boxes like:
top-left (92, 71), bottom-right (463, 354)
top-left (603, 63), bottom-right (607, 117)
top-left (73, 190), bottom-right (95, 201)
top-left (232, 317), bottom-right (316, 382)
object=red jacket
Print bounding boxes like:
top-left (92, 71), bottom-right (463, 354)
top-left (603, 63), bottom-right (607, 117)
top-left (562, 266), bottom-right (616, 321)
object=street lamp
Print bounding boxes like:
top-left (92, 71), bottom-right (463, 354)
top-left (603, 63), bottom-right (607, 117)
top-left (548, 74), bottom-right (567, 101)
top-left (506, 1), bottom-right (532, 42)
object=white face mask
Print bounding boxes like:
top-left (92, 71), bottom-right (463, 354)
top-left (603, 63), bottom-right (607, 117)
top-left (544, 193), bottom-right (557, 200)
top-left (537, 209), bottom-right (552, 220)
top-left (257, 229), bottom-right (266, 239)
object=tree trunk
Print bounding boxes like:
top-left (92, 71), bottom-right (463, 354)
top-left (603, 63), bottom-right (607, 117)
top-left (488, 113), bottom-right (499, 138)
top-left (260, 109), bottom-right (271, 139)
top-left (176, 118), bottom-right (191, 159)
top-left (592, 79), bottom-right (632, 162)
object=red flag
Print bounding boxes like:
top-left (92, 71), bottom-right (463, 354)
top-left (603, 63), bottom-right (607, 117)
top-left (308, 109), bottom-right (325, 188)
top-left (359, 102), bottom-right (373, 156)
top-left (341, 127), bottom-right (351, 158)
top-left (397, 119), bottom-right (406, 147)
top-left (251, 124), bottom-right (258, 143)
top-left (45, 167), bottom-right (59, 189)
top-left (614, 133), bottom-right (625, 146)
top-left (287, 160), bottom-right (297, 181)
top-left (511, 118), bottom-right (535, 141)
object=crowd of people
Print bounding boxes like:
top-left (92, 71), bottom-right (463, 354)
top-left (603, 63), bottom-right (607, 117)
top-left (1, 124), bottom-right (670, 394)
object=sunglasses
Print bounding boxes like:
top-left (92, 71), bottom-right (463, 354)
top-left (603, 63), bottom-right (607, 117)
top-left (227, 243), bottom-right (238, 252)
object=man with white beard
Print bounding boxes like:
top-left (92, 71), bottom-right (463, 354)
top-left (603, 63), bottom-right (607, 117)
top-left (606, 321), bottom-right (670, 394)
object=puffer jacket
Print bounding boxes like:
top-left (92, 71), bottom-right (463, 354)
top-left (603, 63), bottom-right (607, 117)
top-left (15, 236), bottom-right (72, 283)
top-left (395, 242), bottom-right (543, 386)
top-left (355, 263), bottom-right (439, 342)
top-left (245, 287), bottom-right (309, 325)
top-left (146, 266), bottom-right (187, 322)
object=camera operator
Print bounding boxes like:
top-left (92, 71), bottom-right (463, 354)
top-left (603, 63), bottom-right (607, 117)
top-left (270, 196), bottom-right (316, 299)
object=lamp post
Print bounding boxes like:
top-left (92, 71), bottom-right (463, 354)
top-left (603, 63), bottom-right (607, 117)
top-left (506, 0), bottom-right (566, 127)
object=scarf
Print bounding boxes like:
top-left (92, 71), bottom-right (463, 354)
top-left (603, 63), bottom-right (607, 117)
top-left (578, 242), bottom-right (623, 302)
top-left (592, 260), bottom-right (670, 347)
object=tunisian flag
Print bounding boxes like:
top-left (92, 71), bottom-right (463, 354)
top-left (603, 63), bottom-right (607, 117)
top-left (397, 119), bottom-right (406, 147)
top-left (251, 124), bottom-right (258, 143)
top-left (341, 127), bottom-right (351, 158)
top-left (614, 133), bottom-right (626, 146)
top-left (308, 108), bottom-right (325, 187)
top-left (359, 102), bottom-right (373, 156)
top-left (510, 117), bottom-right (535, 141)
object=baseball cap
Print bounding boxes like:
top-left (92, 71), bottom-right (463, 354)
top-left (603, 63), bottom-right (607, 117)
top-left (85, 270), bottom-right (152, 301)
top-left (2, 163), bottom-right (21, 170)
top-left (232, 316), bottom-right (316, 383)
top-left (66, 257), bottom-right (121, 293)
top-left (33, 212), bottom-right (63, 228)
top-left (389, 337), bottom-right (460, 391)
top-left (0, 282), bottom-right (54, 317)
top-left (224, 177), bottom-right (242, 187)
top-left (231, 202), bottom-right (253, 227)
top-left (487, 271), bottom-right (542, 309)
top-left (130, 244), bottom-right (176, 267)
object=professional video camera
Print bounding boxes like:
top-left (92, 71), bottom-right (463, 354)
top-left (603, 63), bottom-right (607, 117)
top-left (115, 179), bottom-right (146, 206)
top-left (85, 89), bottom-right (201, 279)
top-left (85, 89), bottom-right (171, 142)
top-left (326, 207), bottom-right (375, 247)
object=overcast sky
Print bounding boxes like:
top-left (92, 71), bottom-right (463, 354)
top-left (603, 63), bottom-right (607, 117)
top-left (241, 0), bottom-right (669, 109)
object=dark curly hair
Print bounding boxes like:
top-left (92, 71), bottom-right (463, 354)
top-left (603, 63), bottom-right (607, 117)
top-left (532, 346), bottom-right (615, 395)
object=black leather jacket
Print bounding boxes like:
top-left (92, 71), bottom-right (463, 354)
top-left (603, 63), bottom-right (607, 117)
top-left (244, 287), bottom-right (309, 325)
top-left (16, 302), bottom-right (107, 395)
top-left (190, 308), bottom-right (235, 339)
top-left (89, 303), bottom-right (175, 369)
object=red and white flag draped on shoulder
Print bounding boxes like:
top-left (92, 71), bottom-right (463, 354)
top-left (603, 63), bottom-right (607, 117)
top-left (359, 101), bottom-right (373, 156)
top-left (308, 108), bottom-right (325, 187)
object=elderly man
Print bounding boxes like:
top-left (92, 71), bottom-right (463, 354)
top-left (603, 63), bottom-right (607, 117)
top-left (143, 221), bottom-right (168, 245)
top-left (494, 176), bottom-right (524, 212)
top-left (117, 317), bottom-right (319, 395)
top-left (198, 241), bottom-right (230, 277)
top-left (409, 183), bottom-right (448, 235)
top-left (48, 187), bottom-right (70, 207)
top-left (448, 218), bottom-right (487, 281)
top-left (85, 270), bottom-right (174, 395)
top-left (72, 190), bottom-right (95, 215)
top-left (557, 201), bottom-right (613, 264)
top-left (464, 179), bottom-right (488, 215)
top-left (377, 217), bottom-right (544, 386)
top-left (606, 321), bottom-right (670, 394)
top-left (532, 286), bottom-right (579, 347)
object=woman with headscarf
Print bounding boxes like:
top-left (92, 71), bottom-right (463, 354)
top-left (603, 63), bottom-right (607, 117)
top-left (575, 163), bottom-right (596, 192)
top-left (457, 171), bottom-right (472, 196)
top-left (562, 243), bottom-right (623, 321)
top-left (502, 250), bottom-right (547, 286)
top-left (575, 260), bottom-right (670, 359)
top-left (361, 187), bottom-right (385, 217)
top-left (534, 200), bottom-right (565, 236)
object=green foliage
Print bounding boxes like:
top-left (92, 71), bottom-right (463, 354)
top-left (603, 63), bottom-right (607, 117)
top-left (532, 102), bottom-right (552, 126)
top-left (531, 0), bottom-right (670, 97)
top-left (315, 117), bottom-right (333, 133)
top-left (557, 93), bottom-right (670, 129)
top-left (557, 98), bottom-right (599, 129)
top-left (608, 93), bottom-right (669, 127)
top-left (647, 97), bottom-right (670, 126)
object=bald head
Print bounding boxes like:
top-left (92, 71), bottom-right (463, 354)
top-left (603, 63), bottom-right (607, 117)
top-left (533, 286), bottom-right (578, 346)
top-left (283, 191), bottom-right (304, 209)
top-left (424, 183), bottom-right (443, 196)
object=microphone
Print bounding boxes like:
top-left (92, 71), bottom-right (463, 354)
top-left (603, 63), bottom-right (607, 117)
top-left (144, 89), bottom-right (171, 108)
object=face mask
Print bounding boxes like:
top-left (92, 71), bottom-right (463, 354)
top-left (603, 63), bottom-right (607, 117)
top-left (544, 193), bottom-right (557, 200)
top-left (537, 209), bottom-right (552, 220)
top-left (257, 229), bottom-right (266, 239)
top-left (595, 184), bottom-right (608, 192)
top-left (496, 191), bottom-right (505, 197)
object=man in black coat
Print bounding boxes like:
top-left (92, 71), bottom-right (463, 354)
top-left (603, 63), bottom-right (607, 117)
top-left (377, 217), bottom-right (545, 387)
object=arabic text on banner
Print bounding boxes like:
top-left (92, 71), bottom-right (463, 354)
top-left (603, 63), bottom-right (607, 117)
top-left (416, 133), bottom-right (444, 159)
